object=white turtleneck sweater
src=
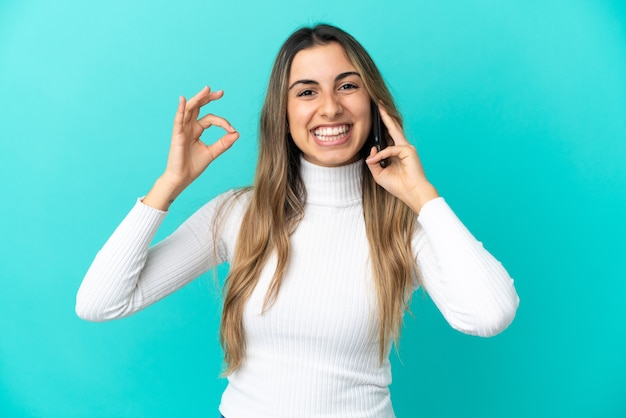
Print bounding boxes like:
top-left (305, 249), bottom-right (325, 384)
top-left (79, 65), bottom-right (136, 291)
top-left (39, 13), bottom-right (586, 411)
top-left (76, 159), bottom-right (519, 418)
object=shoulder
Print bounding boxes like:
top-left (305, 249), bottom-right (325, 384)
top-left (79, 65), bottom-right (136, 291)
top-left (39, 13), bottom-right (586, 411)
top-left (212, 187), bottom-right (253, 220)
top-left (175, 188), bottom-right (252, 240)
top-left (191, 188), bottom-right (252, 218)
top-left (208, 188), bottom-right (253, 246)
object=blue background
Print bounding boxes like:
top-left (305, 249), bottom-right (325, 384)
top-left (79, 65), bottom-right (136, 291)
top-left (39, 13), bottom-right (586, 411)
top-left (1, 0), bottom-right (625, 417)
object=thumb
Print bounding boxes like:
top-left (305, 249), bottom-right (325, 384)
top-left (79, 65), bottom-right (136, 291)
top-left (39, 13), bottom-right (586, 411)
top-left (207, 131), bottom-right (240, 162)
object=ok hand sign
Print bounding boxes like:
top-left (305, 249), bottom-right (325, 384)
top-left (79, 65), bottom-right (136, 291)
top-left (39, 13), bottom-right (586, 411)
top-left (143, 86), bottom-right (239, 210)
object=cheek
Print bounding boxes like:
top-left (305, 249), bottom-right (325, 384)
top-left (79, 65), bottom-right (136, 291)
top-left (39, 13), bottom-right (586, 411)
top-left (350, 96), bottom-right (372, 127)
top-left (363, 111), bottom-right (372, 129)
top-left (357, 106), bottom-right (372, 132)
top-left (355, 103), bottom-right (372, 145)
top-left (286, 103), bottom-right (302, 131)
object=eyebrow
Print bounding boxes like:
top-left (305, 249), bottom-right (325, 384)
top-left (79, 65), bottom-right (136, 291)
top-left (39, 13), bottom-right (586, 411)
top-left (288, 71), bottom-right (361, 90)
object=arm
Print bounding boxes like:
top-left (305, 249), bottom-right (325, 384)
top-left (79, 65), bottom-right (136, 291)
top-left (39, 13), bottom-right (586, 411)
top-left (75, 194), bottom-right (232, 321)
top-left (76, 86), bottom-right (240, 321)
top-left (366, 106), bottom-right (518, 336)
top-left (413, 198), bottom-right (519, 336)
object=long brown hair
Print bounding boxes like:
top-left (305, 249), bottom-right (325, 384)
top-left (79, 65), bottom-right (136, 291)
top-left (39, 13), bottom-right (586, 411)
top-left (219, 24), bottom-right (417, 375)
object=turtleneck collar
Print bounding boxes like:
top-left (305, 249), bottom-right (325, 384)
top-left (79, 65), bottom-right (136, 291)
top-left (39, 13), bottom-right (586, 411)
top-left (299, 157), bottom-right (363, 206)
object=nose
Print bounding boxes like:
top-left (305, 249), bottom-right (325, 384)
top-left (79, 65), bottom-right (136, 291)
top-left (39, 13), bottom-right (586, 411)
top-left (319, 92), bottom-right (343, 119)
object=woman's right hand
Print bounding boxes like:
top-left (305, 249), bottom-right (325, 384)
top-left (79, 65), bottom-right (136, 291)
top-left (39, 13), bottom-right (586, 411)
top-left (143, 86), bottom-right (240, 210)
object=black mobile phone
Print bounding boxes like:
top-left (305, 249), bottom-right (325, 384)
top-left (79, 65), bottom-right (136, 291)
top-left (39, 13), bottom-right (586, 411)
top-left (371, 102), bottom-right (389, 167)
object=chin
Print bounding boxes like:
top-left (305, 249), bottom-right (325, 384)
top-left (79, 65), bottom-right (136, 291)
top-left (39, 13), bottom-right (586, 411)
top-left (309, 152), bottom-right (362, 167)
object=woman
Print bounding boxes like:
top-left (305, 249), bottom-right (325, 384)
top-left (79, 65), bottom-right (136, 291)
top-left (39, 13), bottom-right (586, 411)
top-left (76, 24), bottom-right (519, 418)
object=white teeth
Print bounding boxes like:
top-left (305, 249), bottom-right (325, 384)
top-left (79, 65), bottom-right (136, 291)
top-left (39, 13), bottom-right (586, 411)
top-left (313, 125), bottom-right (349, 141)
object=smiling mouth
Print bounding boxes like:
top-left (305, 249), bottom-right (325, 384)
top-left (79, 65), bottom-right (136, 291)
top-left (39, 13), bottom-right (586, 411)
top-left (312, 124), bottom-right (351, 142)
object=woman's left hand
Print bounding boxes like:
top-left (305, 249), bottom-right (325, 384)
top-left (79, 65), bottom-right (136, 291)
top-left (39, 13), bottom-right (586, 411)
top-left (365, 106), bottom-right (439, 213)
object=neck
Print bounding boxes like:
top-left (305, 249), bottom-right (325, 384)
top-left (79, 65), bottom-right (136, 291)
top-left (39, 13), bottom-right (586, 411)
top-left (299, 157), bottom-right (363, 206)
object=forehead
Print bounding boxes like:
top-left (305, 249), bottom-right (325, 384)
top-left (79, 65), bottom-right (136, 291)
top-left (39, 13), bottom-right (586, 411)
top-left (288, 42), bottom-right (358, 81)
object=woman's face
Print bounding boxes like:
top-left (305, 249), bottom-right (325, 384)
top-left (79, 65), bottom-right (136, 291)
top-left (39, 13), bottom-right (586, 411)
top-left (287, 42), bottom-right (372, 167)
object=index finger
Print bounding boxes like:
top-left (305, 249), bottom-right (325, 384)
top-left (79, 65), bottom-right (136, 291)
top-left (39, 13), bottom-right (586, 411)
top-left (186, 86), bottom-right (224, 108)
top-left (184, 87), bottom-right (225, 122)
top-left (196, 113), bottom-right (237, 133)
top-left (378, 105), bottom-right (410, 146)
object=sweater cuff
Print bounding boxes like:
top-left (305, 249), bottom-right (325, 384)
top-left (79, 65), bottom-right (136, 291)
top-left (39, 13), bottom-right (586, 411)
top-left (137, 197), bottom-right (169, 215)
top-left (124, 197), bottom-right (168, 235)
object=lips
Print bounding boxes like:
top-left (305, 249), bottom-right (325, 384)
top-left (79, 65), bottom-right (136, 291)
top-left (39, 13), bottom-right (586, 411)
top-left (312, 124), bottom-right (351, 142)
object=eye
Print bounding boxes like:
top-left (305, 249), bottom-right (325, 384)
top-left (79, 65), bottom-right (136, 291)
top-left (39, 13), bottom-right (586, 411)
top-left (296, 89), bottom-right (315, 97)
top-left (339, 83), bottom-right (358, 91)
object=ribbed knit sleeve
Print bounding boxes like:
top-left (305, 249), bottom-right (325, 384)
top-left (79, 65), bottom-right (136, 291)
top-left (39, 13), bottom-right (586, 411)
top-left (76, 192), bottom-right (240, 322)
top-left (413, 197), bottom-right (519, 337)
